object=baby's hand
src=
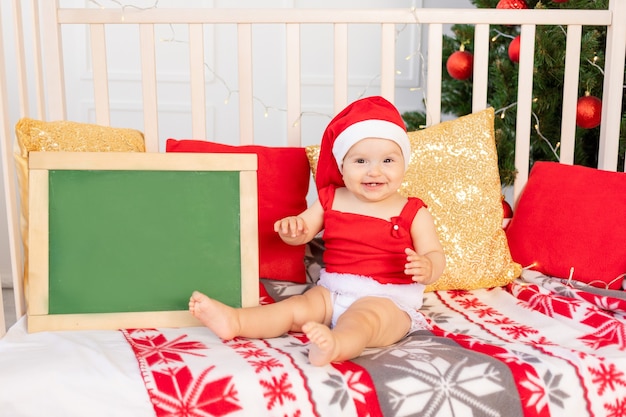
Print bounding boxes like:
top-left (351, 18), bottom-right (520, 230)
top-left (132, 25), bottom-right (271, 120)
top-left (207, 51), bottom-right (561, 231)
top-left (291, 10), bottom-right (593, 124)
top-left (404, 247), bottom-right (434, 284)
top-left (274, 216), bottom-right (308, 239)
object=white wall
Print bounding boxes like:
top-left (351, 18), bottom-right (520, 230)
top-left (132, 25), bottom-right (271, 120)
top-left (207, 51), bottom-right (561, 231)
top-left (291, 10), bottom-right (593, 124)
top-left (0, 0), bottom-right (473, 288)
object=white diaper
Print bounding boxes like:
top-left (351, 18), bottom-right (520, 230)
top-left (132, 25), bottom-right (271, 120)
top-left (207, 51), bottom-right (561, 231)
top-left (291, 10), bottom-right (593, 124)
top-left (317, 269), bottom-right (431, 333)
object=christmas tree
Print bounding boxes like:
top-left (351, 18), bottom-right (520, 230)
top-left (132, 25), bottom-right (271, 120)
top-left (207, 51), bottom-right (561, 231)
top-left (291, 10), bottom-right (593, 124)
top-left (402, 0), bottom-right (626, 186)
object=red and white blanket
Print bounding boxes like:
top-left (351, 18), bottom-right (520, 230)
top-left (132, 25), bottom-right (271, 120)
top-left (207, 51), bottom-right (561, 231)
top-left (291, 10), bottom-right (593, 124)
top-left (123, 272), bottom-right (626, 417)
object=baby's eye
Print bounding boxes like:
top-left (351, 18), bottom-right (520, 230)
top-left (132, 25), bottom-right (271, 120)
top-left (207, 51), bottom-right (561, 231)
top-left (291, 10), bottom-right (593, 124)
top-left (356, 158), bottom-right (366, 164)
top-left (383, 157), bottom-right (393, 163)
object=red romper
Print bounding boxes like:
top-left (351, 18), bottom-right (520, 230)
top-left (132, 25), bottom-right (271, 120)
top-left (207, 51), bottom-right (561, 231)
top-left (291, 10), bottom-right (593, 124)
top-left (319, 185), bottom-right (427, 285)
top-left (317, 186), bottom-right (430, 330)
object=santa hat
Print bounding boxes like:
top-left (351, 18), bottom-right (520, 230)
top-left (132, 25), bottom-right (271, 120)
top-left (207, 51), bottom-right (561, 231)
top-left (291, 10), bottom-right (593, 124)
top-left (315, 96), bottom-right (410, 191)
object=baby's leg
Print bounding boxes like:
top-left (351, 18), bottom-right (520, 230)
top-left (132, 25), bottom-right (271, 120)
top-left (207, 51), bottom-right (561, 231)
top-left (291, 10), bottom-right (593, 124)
top-left (189, 285), bottom-right (332, 340)
top-left (303, 296), bottom-right (411, 366)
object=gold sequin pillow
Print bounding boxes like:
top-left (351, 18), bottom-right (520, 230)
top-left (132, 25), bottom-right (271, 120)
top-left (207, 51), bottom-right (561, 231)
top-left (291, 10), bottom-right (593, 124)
top-left (400, 108), bottom-right (520, 291)
top-left (15, 118), bottom-right (145, 287)
top-left (305, 107), bottom-right (520, 291)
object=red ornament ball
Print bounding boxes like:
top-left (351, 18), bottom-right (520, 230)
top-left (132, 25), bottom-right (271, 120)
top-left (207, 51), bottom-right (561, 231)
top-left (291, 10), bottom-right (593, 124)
top-left (502, 199), bottom-right (513, 229)
top-left (496, 0), bottom-right (529, 9)
top-left (576, 95), bottom-right (602, 129)
top-left (446, 50), bottom-right (474, 81)
top-left (508, 36), bottom-right (520, 63)
top-left (502, 199), bottom-right (513, 219)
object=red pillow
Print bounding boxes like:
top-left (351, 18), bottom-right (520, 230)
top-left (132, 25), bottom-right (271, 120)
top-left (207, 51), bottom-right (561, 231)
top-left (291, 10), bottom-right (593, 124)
top-left (506, 161), bottom-right (626, 290)
top-left (166, 139), bottom-right (310, 283)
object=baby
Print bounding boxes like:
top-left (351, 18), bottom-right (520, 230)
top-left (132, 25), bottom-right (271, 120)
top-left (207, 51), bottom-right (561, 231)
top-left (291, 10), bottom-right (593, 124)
top-left (190, 96), bottom-right (445, 366)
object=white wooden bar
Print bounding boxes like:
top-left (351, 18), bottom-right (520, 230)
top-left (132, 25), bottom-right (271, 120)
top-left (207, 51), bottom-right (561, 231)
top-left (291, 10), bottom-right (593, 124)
top-left (333, 23), bottom-right (349, 113)
top-left (0, 2), bottom-right (12, 335)
top-left (90, 24), bottom-right (111, 127)
top-left (139, 24), bottom-right (159, 152)
top-left (30, 0), bottom-right (46, 120)
top-left (380, 23), bottom-right (396, 102)
top-left (40, 0), bottom-right (66, 120)
top-left (472, 23), bottom-right (490, 112)
top-left (11, 0), bottom-right (28, 118)
top-left (513, 24), bottom-right (537, 202)
top-left (189, 24), bottom-right (207, 140)
top-left (598, 0), bottom-right (626, 171)
top-left (237, 23), bottom-right (254, 145)
top-left (425, 23), bottom-right (443, 126)
top-left (57, 8), bottom-right (610, 26)
top-left (286, 23), bottom-right (302, 147)
top-left (559, 24), bottom-right (582, 165)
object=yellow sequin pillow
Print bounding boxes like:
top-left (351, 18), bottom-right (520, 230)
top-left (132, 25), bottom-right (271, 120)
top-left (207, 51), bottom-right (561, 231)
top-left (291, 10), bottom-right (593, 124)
top-left (401, 108), bottom-right (520, 291)
top-left (15, 118), bottom-right (146, 287)
top-left (305, 107), bottom-right (520, 291)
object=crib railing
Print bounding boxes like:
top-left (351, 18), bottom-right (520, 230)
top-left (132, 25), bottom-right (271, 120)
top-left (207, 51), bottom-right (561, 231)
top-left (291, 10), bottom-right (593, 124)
top-left (14, 3), bottom-right (624, 181)
top-left (1, 1), bottom-right (625, 326)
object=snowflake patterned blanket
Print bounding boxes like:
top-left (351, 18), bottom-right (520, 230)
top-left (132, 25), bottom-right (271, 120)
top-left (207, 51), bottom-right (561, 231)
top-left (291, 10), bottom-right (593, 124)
top-left (122, 271), bottom-right (626, 417)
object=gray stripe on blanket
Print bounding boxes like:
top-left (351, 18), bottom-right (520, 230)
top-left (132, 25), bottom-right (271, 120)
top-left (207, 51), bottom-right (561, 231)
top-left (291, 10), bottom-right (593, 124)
top-left (353, 331), bottom-right (524, 417)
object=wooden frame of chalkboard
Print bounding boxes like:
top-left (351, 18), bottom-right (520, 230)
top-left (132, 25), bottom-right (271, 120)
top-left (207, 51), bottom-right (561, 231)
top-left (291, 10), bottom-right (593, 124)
top-left (27, 151), bottom-right (259, 332)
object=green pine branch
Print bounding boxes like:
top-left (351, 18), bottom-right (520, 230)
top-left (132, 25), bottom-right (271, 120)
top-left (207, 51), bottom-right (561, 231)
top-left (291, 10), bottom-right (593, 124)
top-left (402, 0), bottom-right (625, 186)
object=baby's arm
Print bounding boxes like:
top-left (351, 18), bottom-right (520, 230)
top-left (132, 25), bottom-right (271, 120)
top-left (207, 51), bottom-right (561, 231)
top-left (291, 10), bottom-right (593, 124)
top-left (405, 208), bottom-right (446, 285)
top-left (273, 199), bottom-right (324, 246)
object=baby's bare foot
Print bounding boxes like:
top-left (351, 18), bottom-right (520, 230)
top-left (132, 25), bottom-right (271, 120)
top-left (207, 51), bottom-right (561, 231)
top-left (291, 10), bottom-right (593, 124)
top-left (302, 322), bottom-right (339, 366)
top-left (189, 291), bottom-right (240, 340)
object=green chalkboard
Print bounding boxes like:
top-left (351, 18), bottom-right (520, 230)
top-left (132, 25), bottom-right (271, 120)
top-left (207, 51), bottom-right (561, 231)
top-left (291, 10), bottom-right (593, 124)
top-left (47, 170), bottom-right (242, 314)
top-left (27, 151), bottom-right (259, 332)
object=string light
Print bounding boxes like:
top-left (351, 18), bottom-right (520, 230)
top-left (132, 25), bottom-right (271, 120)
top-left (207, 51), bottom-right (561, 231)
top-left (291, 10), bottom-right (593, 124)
top-left (496, 101), bottom-right (560, 160)
top-left (491, 29), bottom-right (516, 41)
top-left (89, 0), bottom-right (160, 22)
top-left (563, 270), bottom-right (626, 291)
top-left (84, 1), bottom-right (432, 129)
top-left (586, 54), bottom-right (604, 75)
top-left (83, 0), bottom-right (601, 153)
top-left (89, 0), bottom-right (160, 11)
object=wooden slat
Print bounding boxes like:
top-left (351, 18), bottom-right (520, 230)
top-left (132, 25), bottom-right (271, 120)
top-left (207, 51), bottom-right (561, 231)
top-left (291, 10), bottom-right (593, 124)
top-left (472, 23), bottom-right (490, 112)
top-left (40, 0), bottom-right (66, 120)
top-left (189, 23), bottom-right (207, 139)
top-left (3, 0), bottom-right (28, 319)
top-left (27, 169), bottom-right (49, 316)
top-left (11, 0), bottom-right (29, 117)
top-left (139, 24), bottom-right (159, 151)
top-left (28, 310), bottom-right (203, 333)
top-left (559, 24), bottom-right (582, 165)
top-left (239, 170), bottom-right (259, 308)
top-left (380, 23), bottom-right (396, 101)
top-left (0, 1), bottom-right (13, 334)
top-left (333, 23), bottom-right (348, 113)
top-left (598, 0), bottom-right (626, 171)
top-left (513, 24), bottom-right (536, 202)
top-left (90, 24), bottom-right (111, 126)
top-left (425, 23), bottom-right (443, 126)
top-left (28, 152), bottom-right (257, 172)
top-left (57, 8), bottom-right (611, 26)
top-left (30, 0), bottom-right (45, 119)
top-left (238, 23), bottom-right (254, 145)
top-left (286, 23), bottom-right (302, 147)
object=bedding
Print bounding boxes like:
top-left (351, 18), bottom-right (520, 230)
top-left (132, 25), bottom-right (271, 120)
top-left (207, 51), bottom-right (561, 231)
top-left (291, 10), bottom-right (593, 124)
top-left (2, 270), bottom-right (625, 417)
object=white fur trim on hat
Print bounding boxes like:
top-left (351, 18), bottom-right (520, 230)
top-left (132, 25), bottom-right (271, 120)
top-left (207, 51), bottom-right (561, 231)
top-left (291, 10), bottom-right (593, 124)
top-left (332, 119), bottom-right (411, 172)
